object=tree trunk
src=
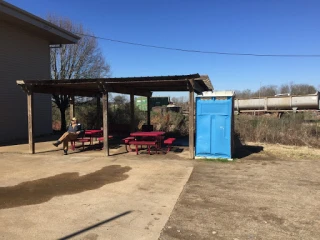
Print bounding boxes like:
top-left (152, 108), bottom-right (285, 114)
top-left (60, 107), bottom-right (67, 132)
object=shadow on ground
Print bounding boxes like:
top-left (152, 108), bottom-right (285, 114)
top-left (58, 211), bottom-right (132, 240)
top-left (0, 133), bottom-right (59, 147)
top-left (233, 133), bottom-right (264, 159)
top-left (0, 165), bottom-right (131, 209)
top-left (234, 145), bottom-right (264, 159)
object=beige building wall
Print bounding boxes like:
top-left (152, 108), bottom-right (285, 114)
top-left (0, 20), bottom-right (52, 142)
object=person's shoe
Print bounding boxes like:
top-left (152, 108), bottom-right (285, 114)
top-left (53, 141), bottom-right (61, 147)
top-left (63, 150), bottom-right (68, 155)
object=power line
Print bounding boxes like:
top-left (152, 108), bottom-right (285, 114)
top-left (76, 33), bottom-right (320, 58)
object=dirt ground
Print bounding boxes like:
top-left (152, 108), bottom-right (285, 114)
top-left (0, 145), bottom-right (193, 240)
top-left (159, 143), bottom-right (320, 240)
top-left (1, 139), bottom-right (320, 239)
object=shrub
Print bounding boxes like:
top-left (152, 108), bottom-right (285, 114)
top-left (150, 111), bottom-right (188, 136)
top-left (235, 112), bottom-right (320, 147)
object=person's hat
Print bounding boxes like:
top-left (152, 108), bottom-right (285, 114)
top-left (71, 117), bottom-right (77, 121)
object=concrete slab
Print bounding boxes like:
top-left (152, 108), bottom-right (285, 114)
top-left (0, 152), bottom-right (193, 240)
top-left (0, 136), bottom-right (190, 159)
top-left (0, 136), bottom-right (102, 154)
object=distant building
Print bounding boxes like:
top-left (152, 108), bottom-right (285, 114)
top-left (0, 1), bottom-right (79, 142)
top-left (150, 97), bottom-right (170, 108)
top-left (167, 103), bottom-right (181, 113)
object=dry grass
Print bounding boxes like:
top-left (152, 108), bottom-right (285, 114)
top-left (149, 111), bottom-right (188, 135)
top-left (235, 112), bottom-right (320, 148)
top-left (245, 141), bottom-right (320, 160)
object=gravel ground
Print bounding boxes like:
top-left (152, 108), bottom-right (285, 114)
top-left (160, 144), bottom-right (320, 240)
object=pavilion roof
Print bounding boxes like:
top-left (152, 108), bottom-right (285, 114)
top-left (17, 74), bottom-right (213, 97)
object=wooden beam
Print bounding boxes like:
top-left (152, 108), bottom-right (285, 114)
top-left (147, 96), bottom-right (151, 125)
top-left (27, 92), bottom-right (35, 154)
top-left (189, 79), bottom-right (204, 94)
top-left (102, 93), bottom-right (109, 156)
top-left (189, 87), bottom-right (195, 159)
top-left (110, 86), bottom-right (152, 97)
top-left (134, 86), bottom-right (187, 92)
top-left (31, 87), bottom-right (98, 97)
top-left (96, 96), bottom-right (101, 129)
top-left (69, 96), bottom-right (75, 119)
top-left (97, 81), bottom-right (113, 93)
top-left (130, 93), bottom-right (135, 132)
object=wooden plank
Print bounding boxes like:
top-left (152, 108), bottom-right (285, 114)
top-left (27, 93), bottom-right (35, 154)
top-left (69, 96), bottom-right (75, 119)
top-left (108, 86), bottom-right (152, 97)
top-left (30, 86), bottom-right (155, 97)
top-left (189, 88), bottom-right (195, 159)
top-left (102, 93), bottom-right (109, 156)
top-left (31, 88), bottom-right (98, 97)
top-left (96, 96), bottom-right (101, 129)
top-left (147, 96), bottom-right (151, 125)
top-left (130, 93), bottom-right (135, 132)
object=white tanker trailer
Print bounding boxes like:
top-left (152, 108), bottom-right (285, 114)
top-left (234, 92), bottom-right (320, 111)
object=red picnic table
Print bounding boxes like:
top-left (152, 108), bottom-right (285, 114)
top-left (71, 129), bottom-right (103, 150)
top-left (124, 131), bottom-right (165, 154)
top-left (85, 130), bottom-right (103, 145)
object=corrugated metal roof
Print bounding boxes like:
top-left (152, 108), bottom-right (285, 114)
top-left (17, 74), bottom-right (213, 97)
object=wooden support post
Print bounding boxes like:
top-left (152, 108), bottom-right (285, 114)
top-left (102, 93), bottom-right (109, 156)
top-left (96, 96), bottom-right (101, 129)
top-left (189, 88), bottom-right (195, 159)
top-left (27, 92), bottom-right (35, 154)
top-left (147, 96), bottom-right (151, 125)
top-left (130, 93), bottom-right (135, 132)
top-left (69, 96), bottom-right (75, 119)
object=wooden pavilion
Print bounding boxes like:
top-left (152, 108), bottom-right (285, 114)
top-left (16, 73), bottom-right (213, 158)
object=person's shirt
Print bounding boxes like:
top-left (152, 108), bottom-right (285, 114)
top-left (67, 123), bottom-right (81, 133)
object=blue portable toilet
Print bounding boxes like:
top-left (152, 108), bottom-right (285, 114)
top-left (195, 91), bottom-right (235, 159)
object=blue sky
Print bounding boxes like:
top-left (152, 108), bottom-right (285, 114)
top-left (7, 0), bottom-right (320, 97)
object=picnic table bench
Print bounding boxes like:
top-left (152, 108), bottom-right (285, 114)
top-left (71, 137), bottom-right (90, 151)
top-left (70, 130), bottom-right (105, 151)
top-left (123, 132), bottom-right (176, 155)
top-left (163, 137), bottom-right (176, 153)
top-left (128, 140), bottom-right (158, 155)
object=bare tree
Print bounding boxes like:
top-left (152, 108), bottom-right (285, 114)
top-left (48, 15), bottom-right (110, 131)
top-left (254, 85), bottom-right (278, 97)
top-left (279, 81), bottom-right (294, 94)
top-left (291, 84), bottom-right (316, 95)
top-left (279, 84), bottom-right (290, 94)
top-left (235, 89), bottom-right (253, 99)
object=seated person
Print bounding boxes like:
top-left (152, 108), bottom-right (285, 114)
top-left (53, 117), bottom-right (84, 155)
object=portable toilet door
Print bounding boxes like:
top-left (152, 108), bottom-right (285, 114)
top-left (195, 91), bottom-right (235, 159)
